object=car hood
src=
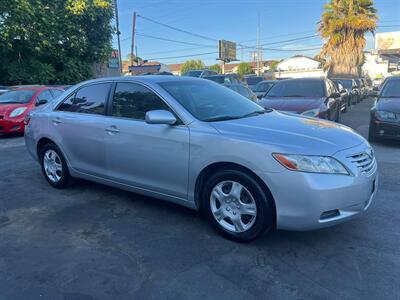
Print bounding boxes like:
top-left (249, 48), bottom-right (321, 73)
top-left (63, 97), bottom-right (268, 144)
top-left (376, 97), bottom-right (400, 113)
top-left (210, 111), bottom-right (365, 155)
top-left (0, 103), bottom-right (28, 115)
top-left (259, 97), bottom-right (324, 113)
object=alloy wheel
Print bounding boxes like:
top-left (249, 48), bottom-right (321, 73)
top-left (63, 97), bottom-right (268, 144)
top-left (43, 149), bottom-right (63, 183)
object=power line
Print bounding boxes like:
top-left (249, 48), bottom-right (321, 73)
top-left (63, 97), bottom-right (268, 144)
top-left (122, 32), bottom-right (216, 48)
top-left (147, 51), bottom-right (218, 61)
top-left (137, 14), bottom-right (218, 42)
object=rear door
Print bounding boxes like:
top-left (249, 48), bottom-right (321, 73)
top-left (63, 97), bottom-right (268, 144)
top-left (103, 82), bottom-right (190, 199)
top-left (50, 82), bottom-right (112, 176)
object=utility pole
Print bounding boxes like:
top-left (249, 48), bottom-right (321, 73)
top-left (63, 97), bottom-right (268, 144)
top-left (113, 0), bottom-right (122, 74)
top-left (131, 11), bottom-right (137, 67)
top-left (258, 23), bottom-right (260, 75)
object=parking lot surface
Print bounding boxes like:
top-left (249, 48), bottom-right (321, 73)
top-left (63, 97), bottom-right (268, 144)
top-left (1, 98), bottom-right (399, 300)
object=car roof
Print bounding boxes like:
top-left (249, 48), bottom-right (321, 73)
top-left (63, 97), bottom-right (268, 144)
top-left (70, 75), bottom-right (209, 89)
top-left (276, 78), bottom-right (325, 82)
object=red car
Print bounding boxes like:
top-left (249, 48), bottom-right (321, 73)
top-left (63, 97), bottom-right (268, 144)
top-left (0, 86), bottom-right (64, 134)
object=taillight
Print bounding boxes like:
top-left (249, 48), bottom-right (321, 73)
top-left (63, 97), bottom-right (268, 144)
top-left (24, 114), bottom-right (31, 125)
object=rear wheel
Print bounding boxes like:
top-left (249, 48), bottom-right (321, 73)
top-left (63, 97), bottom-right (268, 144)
top-left (202, 169), bottom-right (275, 242)
top-left (39, 143), bottom-right (72, 189)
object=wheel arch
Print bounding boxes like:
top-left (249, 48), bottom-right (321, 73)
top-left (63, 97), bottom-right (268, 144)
top-left (36, 137), bottom-right (57, 158)
top-left (194, 161), bottom-right (276, 226)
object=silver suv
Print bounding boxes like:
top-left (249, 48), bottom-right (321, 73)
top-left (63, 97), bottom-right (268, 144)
top-left (25, 76), bottom-right (378, 242)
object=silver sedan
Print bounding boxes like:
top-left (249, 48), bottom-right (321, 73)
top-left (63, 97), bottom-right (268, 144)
top-left (25, 76), bottom-right (378, 242)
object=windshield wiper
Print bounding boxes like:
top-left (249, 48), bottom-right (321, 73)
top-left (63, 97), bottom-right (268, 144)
top-left (240, 109), bottom-right (271, 118)
top-left (204, 115), bottom-right (241, 122)
top-left (0, 101), bottom-right (21, 104)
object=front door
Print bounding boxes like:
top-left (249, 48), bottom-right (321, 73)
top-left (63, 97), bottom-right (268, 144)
top-left (104, 82), bottom-right (190, 200)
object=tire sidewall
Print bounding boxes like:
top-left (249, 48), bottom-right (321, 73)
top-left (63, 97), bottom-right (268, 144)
top-left (39, 143), bottom-right (70, 189)
top-left (202, 169), bottom-right (274, 242)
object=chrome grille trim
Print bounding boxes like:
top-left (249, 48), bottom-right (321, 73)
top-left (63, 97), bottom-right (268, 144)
top-left (348, 150), bottom-right (376, 175)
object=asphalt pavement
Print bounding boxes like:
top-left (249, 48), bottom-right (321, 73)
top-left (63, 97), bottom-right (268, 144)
top-left (1, 97), bottom-right (399, 300)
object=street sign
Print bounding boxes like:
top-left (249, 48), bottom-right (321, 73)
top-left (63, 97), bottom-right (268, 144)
top-left (108, 49), bottom-right (120, 69)
top-left (218, 40), bottom-right (237, 62)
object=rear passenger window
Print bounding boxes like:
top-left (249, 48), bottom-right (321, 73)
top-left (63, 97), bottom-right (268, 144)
top-left (57, 83), bottom-right (111, 115)
top-left (111, 82), bottom-right (171, 120)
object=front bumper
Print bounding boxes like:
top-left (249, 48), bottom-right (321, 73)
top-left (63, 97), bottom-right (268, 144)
top-left (370, 119), bottom-right (400, 140)
top-left (0, 117), bottom-right (25, 134)
top-left (258, 143), bottom-right (378, 231)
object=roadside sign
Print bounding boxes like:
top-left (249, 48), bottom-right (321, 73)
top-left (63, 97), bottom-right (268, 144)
top-left (219, 40), bottom-right (237, 62)
top-left (108, 49), bottom-right (120, 69)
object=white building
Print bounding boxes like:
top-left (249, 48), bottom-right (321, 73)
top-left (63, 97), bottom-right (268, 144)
top-left (275, 55), bottom-right (326, 79)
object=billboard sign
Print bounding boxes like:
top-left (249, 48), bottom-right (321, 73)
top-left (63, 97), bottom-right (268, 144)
top-left (376, 32), bottom-right (400, 52)
top-left (108, 49), bottom-right (120, 69)
top-left (219, 40), bottom-right (237, 62)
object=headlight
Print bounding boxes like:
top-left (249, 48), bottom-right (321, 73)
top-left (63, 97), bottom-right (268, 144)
top-left (301, 108), bottom-right (320, 117)
top-left (375, 110), bottom-right (396, 121)
top-left (9, 107), bottom-right (27, 118)
top-left (273, 153), bottom-right (349, 175)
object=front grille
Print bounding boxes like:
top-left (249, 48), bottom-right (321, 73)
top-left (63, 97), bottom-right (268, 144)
top-left (348, 150), bottom-right (375, 175)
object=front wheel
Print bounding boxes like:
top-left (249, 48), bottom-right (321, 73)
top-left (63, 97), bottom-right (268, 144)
top-left (40, 143), bottom-right (72, 189)
top-left (202, 170), bottom-right (275, 242)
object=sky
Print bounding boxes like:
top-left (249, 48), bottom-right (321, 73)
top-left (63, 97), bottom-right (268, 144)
top-left (113, 0), bottom-right (400, 65)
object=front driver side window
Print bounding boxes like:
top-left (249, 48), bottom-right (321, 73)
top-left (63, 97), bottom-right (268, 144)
top-left (112, 82), bottom-right (172, 120)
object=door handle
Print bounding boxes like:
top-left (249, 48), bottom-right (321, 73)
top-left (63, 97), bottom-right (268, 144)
top-left (52, 117), bottom-right (62, 125)
top-left (105, 126), bottom-right (120, 135)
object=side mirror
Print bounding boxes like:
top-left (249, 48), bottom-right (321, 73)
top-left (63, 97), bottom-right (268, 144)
top-left (331, 92), bottom-right (341, 98)
top-left (36, 99), bottom-right (48, 106)
top-left (145, 110), bottom-right (177, 125)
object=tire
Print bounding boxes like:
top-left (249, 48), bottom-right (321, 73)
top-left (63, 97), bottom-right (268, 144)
top-left (39, 143), bottom-right (72, 189)
top-left (336, 106), bottom-right (341, 122)
top-left (368, 126), bottom-right (378, 143)
top-left (201, 169), bottom-right (275, 242)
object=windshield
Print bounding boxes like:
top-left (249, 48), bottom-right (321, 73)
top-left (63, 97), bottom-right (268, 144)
top-left (255, 82), bottom-right (274, 93)
top-left (159, 80), bottom-right (265, 121)
top-left (336, 79), bottom-right (352, 90)
top-left (0, 90), bottom-right (36, 104)
top-left (266, 80), bottom-right (325, 98)
top-left (204, 76), bottom-right (225, 84)
top-left (381, 80), bottom-right (400, 98)
top-left (183, 70), bottom-right (203, 77)
top-left (245, 77), bottom-right (263, 85)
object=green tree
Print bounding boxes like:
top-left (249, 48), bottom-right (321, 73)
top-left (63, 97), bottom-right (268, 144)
top-left (318, 0), bottom-right (377, 76)
top-left (0, 0), bottom-right (114, 85)
top-left (237, 62), bottom-right (254, 77)
top-left (180, 60), bottom-right (205, 75)
top-left (208, 63), bottom-right (221, 73)
top-left (267, 60), bottom-right (280, 71)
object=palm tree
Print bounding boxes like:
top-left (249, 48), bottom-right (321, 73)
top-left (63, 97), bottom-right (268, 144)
top-left (319, 0), bottom-right (378, 76)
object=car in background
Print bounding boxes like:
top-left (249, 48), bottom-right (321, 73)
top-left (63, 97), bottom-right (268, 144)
top-left (203, 74), bottom-right (241, 85)
top-left (331, 80), bottom-right (350, 111)
top-left (25, 75), bottom-right (378, 242)
top-left (331, 78), bottom-right (358, 105)
top-left (0, 86), bottom-right (64, 135)
top-left (227, 84), bottom-right (258, 102)
top-left (253, 80), bottom-right (276, 99)
top-left (244, 75), bottom-right (263, 91)
top-left (259, 78), bottom-right (342, 122)
top-left (182, 69), bottom-right (218, 78)
top-left (373, 77), bottom-right (384, 89)
top-left (0, 85), bottom-right (9, 95)
top-left (355, 78), bottom-right (367, 101)
top-left (369, 76), bottom-right (400, 142)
